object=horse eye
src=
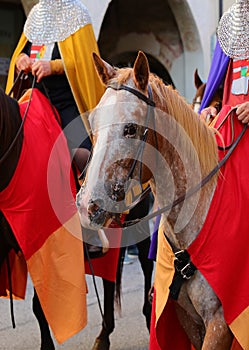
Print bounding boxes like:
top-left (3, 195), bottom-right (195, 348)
top-left (123, 123), bottom-right (137, 138)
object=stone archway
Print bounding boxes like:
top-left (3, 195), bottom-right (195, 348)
top-left (18, 0), bottom-right (203, 100)
top-left (98, 0), bottom-right (182, 72)
top-left (110, 51), bottom-right (174, 87)
top-left (97, 0), bottom-right (202, 100)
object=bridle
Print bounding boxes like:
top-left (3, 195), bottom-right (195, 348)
top-left (106, 83), bottom-right (157, 206)
top-left (192, 97), bottom-right (202, 114)
top-left (80, 83), bottom-right (246, 229)
top-left (107, 85), bottom-right (247, 228)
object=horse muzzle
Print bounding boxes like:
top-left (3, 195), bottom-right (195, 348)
top-left (104, 180), bottom-right (126, 202)
top-left (87, 198), bottom-right (110, 227)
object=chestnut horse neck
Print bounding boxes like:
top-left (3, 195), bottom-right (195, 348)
top-left (77, 56), bottom-right (219, 239)
top-left (107, 70), bottom-right (219, 246)
top-left (147, 74), bottom-right (218, 180)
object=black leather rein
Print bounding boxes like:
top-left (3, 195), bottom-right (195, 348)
top-left (106, 83), bottom-right (156, 203)
top-left (117, 98), bottom-right (247, 227)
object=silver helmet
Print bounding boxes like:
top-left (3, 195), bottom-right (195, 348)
top-left (217, 0), bottom-right (249, 59)
top-left (24, 0), bottom-right (91, 45)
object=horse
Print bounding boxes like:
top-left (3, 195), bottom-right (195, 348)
top-left (83, 194), bottom-right (153, 350)
top-left (192, 68), bottom-right (223, 115)
top-left (0, 85), bottom-right (153, 350)
top-left (0, 87), bottom-right (87, 349)
top-left (76, 51), bottom-right (249, 350)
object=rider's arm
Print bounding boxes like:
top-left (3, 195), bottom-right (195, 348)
top-left (15, 53), bottom-right (33, 74)
top-left (32, 59), bottom-right (64, 82)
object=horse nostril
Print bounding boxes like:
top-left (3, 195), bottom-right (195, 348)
top-left (88, 199), bottom-right (104, 214)
top-left (87, 199), bottom-right (107, 226)
top-left (104, 181), bottom-right (125, 202)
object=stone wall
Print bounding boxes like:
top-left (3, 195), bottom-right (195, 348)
top-left (21, 0), bottom-right (37, 15)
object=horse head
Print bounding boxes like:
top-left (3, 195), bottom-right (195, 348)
top-left (77, 51), bottom-right (218, 232)
top-left (192, 69), bottom-right (223, 114)
top-left (77, 51), bottom-right (157, 229)
top-left (192, 69), bottom-right (206, 113)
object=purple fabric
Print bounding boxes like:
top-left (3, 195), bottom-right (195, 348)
top-left (199, 40), bottom-right (230, 112)
top-left (148, 212), bottom-right (161, 260)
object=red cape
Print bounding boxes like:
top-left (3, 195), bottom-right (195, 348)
top-left (84, 220), bottom-right (122, 282)
top-left (150, 106), bottom-right (249, 349)
top-left (0, 89), bottom-right (87, 343)
top-left (188, 106), bottom-right (249, 324)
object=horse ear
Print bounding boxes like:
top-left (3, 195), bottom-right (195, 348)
top-left (92, 52), bottom-right (116, 85)
top-left (194, 69), bottom-right (203, 89)
top-left (133, 51), bottom-right (149, 91)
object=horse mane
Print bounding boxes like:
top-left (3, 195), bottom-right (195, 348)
top-left (149, 75), bottom-right (218, 178)
top-left (111, 68), bottom-right (218, 180)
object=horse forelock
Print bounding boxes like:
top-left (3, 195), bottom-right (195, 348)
top-left (108, 67), bottom-right (135, 90)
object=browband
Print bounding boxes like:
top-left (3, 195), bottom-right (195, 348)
top-left (107, 84), bottom-right (155, 107)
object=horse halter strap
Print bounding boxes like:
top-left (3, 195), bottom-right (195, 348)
top-left (123, 107), bottom-right (247, 228)
top-left (107, 83), bottom-right (156, 203)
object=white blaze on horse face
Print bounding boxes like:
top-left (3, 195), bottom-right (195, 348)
top-left (193, 96), bottom-right (201, 113)
top-left (77, 87), bottom-right (148, 227)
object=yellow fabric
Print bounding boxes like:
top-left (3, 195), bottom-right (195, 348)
top-left (59, 24), bottom-right (105, 136)
top-left (154, 220), bottom-right (249, 350)
top-left (50, 59), bottom-right (64, 75)
top-left (230, 306), bottom-right (249, 350)
top-left (17, 88), bottom-right (32, 104)
top-left (5, 33), bottom-right (27, 95)
top-left (154, 220), bottom-right (175, 324)
top-left (5, 24), bottom-right (105, 137)
top-left (27, 214), bottom-right (87, 344)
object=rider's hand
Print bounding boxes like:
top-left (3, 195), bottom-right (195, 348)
top-left (236, 102), bottom-right (249, 125)
top-left (200, 106), bottom-right (218, 124)
top-left (15, 53), bottom-right (33, 74)
top-left (31, 60), bottom-right (52, 83)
